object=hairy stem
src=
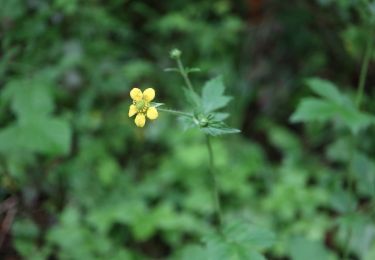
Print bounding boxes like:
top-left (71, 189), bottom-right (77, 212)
top-left (205, 135), bottom-right (223, 227)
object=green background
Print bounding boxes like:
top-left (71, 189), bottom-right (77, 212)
top-left (1, 0), bottom-right (375, 259)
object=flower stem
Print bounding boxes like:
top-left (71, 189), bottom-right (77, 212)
top-left (355, 25), bottom-right (374, 108)
top-left (176, 57), bottom-right (195, 93)
top-left (205, 135), bottom-right (223, 228)
top-left (158, 108), bottom-right (193, 117)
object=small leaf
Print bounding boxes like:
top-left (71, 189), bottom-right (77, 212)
top-left (186, 67), bottom-right (201, 74)
top-left (164, 67), bottom-right (179, 73)
top-left (150, 102), bottom-right (164, 108)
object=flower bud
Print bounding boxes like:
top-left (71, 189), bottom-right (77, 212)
top-left (199, 117), bottom-right (209, 127)
top-left (170, 48), bottom-right (182, 59)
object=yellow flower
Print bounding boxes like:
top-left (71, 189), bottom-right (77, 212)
top-left (129, 88), bottom-right (159, 127)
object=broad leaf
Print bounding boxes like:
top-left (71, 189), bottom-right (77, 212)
top-left (223, 221), bottom-right (275, 250)
top-left (201, 76), bottom-right (232, 113)
top-left (289, 237), bottom-right (331, 260)
top-left (291, 98), bottom-right (375, 134)
top-left (306, 78), bottom-right (344, 104)
top-left (2, 78), bottom-right (54, 120)
top-left (0, 117), bottom-right (71, 156)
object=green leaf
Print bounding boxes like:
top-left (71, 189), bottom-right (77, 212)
top-left (202, 121), bottom-right (240, 136)
top-left (223, 221), bottom-right (275, 250)
top-left (2, 78), bottom-right (54, 120)
top-left (183, 88), bottom-right (202, 111)
top-left (178, 116), bottom-right (197, 131)
top-left (289, 237), bottom-right (331, 260)
top-left (291, 98), bottom-right (375, 134)
top-left (306, 78), bottom-right (345, 104)
top-left (0, 117), bottom-right (71, 156)
top-left (290, 98), bottom-right (337, 122)
top-left (212, 113), bottom-right (230, 121)
top-left (201, 76), bottom-right (232, 113)
top-left (205, 235), bottom-right (266, 260)
top-left (150, 102), bottom-right (164, 108)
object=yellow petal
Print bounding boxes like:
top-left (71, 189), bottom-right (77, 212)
top-left (130, 88), bottom-right (143, 101)
top-left (143, 88), bottom-right (155, 102)
top-left (128, 105), bottom-right (137, 117)
top-left (146, 107), bottom-right (158, 120)
top-left (134, 113), bottom-right (146, 127)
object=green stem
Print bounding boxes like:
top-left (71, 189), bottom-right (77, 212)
top-left (343, 226), bottom-right (352, 260)
top-left (342, 20), bottom-right (374, 260)
top-left (355, 26), bottom-right (374, 108)
top-left (205, 135), bottom-right (223, 228)
top-left (158, 108), bottom-right (193, 117)
top-left (176, 57), bottom-right (195, 92)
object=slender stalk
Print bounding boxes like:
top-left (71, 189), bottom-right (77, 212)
top-left (343, 21), bottom-right (374, 260)
top-left (158, 108), bottom-right (193, 117)
top-left (176, 57), bottom-right (195, 92)
top-left (205, 135), bottom-right (223, 227)
top-left (343, 226), bottom-right (352, 260)
top-left (355, 26), bottom-right (374, 108)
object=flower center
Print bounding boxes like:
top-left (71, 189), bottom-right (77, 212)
top-left (135, 100), bottom-right (149, 112)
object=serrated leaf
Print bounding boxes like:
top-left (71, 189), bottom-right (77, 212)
top-left (201, 76), bottom-right (232, 113)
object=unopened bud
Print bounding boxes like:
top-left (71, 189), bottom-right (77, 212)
top-left (170, 48), bottom-right (182, 59)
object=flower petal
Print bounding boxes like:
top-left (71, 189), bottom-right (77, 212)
top-left (146, 107), bottom-right (158, 120)
top-left (134, 113), bottom-right (146, 127)
top-left (130, 88), bottom-right (143, 101)
top-left (128, 105), bottom-right (137, 117)
top-left (143, 88), bottom-right (155, 102)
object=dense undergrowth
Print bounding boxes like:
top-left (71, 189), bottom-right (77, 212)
top-left (1, 0), bottom-right (375, 259)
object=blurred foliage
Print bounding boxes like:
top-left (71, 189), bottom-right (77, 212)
top-left (1, 0), bottom-right (375, 259)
